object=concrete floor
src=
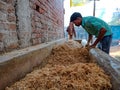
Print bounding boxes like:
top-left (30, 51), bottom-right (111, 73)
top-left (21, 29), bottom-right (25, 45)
top-left (110, 45), bottom-right (120, 60)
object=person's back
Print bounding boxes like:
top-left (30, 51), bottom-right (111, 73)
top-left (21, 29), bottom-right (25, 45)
top-left (81, 16), bottom-right (112, 37)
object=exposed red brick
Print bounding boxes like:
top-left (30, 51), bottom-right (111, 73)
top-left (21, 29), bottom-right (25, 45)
top-left (2, 0), bottom-right (15, 5)
top-left (0, 1), bottom-right (6, 12)
top-left (39, 8), bottom-right (45, 14)
top-left (7, 5), bottom-right (15, 13)
top-left (0, 33), bottom-right (3, 41)
top-left (32, 38), bottom-right (41, 45)
top-left (7, 14), bottom-right (16, 22)
top-left (8, 23), bottom-right (16, 31)
top-left (5, 43), bottom-right (19, 51)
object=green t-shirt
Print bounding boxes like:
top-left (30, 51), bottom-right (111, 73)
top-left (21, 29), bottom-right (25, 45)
top-left (81, 16), bottom-right (112, 37)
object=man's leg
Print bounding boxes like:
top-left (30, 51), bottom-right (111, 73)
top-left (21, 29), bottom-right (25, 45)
top-left (98, 35), bottom-right (112, 54)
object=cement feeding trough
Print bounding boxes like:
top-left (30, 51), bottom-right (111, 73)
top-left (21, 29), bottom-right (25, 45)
top-left (0, 39), bottom-right (120, 90)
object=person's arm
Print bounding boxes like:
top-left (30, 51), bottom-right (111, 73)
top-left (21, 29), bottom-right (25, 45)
top-left (68, 22), bottom-right (75, 39)
top-left (69, 22), bottom-right (74, 35)
top-left (90, 28), bottom-right (106, 48)
top-left (73, 27), bottom-right (76, 38)
top-left (86, 34), bottom-right (93, 46)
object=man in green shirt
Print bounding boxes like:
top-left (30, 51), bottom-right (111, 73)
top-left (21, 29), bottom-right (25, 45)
top-left (69, 12), bottom-right (112, 54)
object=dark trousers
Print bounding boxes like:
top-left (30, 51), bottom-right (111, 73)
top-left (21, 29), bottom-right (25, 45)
top-left (97, 34), bottom-right (112, 54)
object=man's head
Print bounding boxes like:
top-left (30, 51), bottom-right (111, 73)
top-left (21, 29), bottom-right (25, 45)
top-left (70, 12), bottom-right (82, 26)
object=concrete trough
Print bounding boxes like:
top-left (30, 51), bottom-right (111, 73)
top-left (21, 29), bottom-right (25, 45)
top-left (0, 39), bottom-right (66, 90)
top-left (0, 39), bottom-right (120, 90)
top-left (90, 49), bottom-right (120, 90)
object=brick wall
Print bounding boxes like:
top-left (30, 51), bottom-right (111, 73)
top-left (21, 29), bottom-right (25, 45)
top-left (30, 0), bottom-right (64, 45)
top-left (0, 0), bottom-right (64, 53)
top-left (0, 0), bottom-right (18, 53)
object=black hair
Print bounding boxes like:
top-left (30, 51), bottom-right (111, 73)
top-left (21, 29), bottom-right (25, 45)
top-left (70, 12), bottom-right (82, 22)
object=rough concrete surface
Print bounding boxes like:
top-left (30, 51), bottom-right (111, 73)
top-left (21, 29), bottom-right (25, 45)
top-left (90, 48), bottom-right (120, 90)
top-left (110, 46), bottom-right (120, 61)
top-left (0, 39), bottom-right (65, 90)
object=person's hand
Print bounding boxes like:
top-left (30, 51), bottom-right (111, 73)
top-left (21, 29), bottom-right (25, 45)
top-left (85, 43), bottom-right (96, 50)
top-left (89, 44), bottom-right (96, 48)
top-left (85, 43), bottom-right (89, 47)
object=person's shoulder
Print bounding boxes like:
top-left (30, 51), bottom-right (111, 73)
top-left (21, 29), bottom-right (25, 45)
top-left (86, 16), bottom-right (104, 21)
top-left (82, 16), bottom-right (94, 22)
top-left (83, 15), bottom-right (92, 17)
top-left (83, 16), bottom-right (94, 19)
